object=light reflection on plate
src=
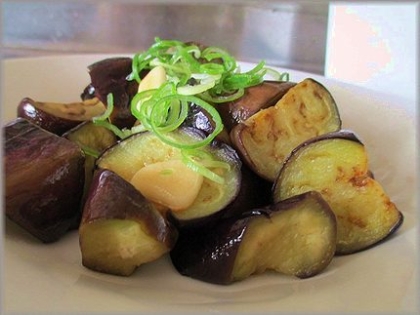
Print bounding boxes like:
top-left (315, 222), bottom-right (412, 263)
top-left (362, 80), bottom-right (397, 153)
top-left (2, 55), bottom-right (418, 314)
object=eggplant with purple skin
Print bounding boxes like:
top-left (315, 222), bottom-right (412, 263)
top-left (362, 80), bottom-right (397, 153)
top-left (170, 191), bottom-right (337, 285)
top-left (182, 103), bottom-right (231, 145)
top-left (221, 164), bottom-right (273, 220)
top-left (80, 84), bottom-right (96, 101)
top-left (4, 118), bottom-right (85, 243)
top-left (63, 121), bottom-right (118, 219)
top-left (79, 169), bottom-right (177, 276)
top-left (87, 57), bottom-right (143, 129)
top-left (217, 80), bottom-right (296, 131)
top-left (230, 78), bottom-right (342, 182)
top-left (17, 97), bottom-right (106, 135)
top-left (273, 130), bottom-right (404, 254)
top-left (183, 81), bottom-right (296, 145)
top-left (96, 127), bottom-right (242, 228)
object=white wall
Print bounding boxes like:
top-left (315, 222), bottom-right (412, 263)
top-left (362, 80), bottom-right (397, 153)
top-left (325, 2), bottom-right (418, 103)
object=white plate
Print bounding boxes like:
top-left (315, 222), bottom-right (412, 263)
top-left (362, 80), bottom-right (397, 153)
top-left (2, 55), bottom-right (418, 314)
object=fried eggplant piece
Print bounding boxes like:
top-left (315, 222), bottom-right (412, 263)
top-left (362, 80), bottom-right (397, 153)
top-left (87, 57), bottom-right (142, 129)
top-left (231, 78), bottom-right (342, 181)
top-left (217, 80), bottom-right (296, 131)
top-left (170, 191), bottom-right (337, 285)
top-left (63, 121), bottom-right (118, 216)
top-left (96, 128), bottom-right (241, 227)
top-left (4, 118), bottom-right (85, 243)
top-left (221, 164), bottom-right (273, 220)
top-left (273, 130), bottom-right (403, 254)
top-left (80, 83), bottom-right (96, 101)
top-left (17, 97), bottom-right (106, 135)
top-left (182, 103), bottom-right (231, 145)
top-left (79, 169), bottom-right (177, 276)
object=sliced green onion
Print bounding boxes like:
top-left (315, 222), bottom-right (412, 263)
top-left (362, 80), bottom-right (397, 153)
top-left (130, 80), bottom-right (224, 150)
top-left (92, 120), bottom-right (127, 140)
top-left (93, 93), bottom-right (114, 122)
top-left (128, 38), bottom-right (291, 110)
top-left (198, 63), bottom-right (226, 75)
top-left (201, 46), bottom-right (237, 72)
top-left (177, 79), bottom-right (217, 95)
top-left (92, 93), bottom-right (129, 139)
top-left (149, 94), bottom-right (223, 150)
top-left (199, 88), bottom-right (245, 104)
top-left (120, 38), bottom-right (293, 182)
top-left (181, 149), bottom-right (229, 184)
top-left (150, 96), bottom-right (189, 133)
top-left (279, 72), bottom-right (290, 81)
top-left (130, 52), bottom-right (141, 82)
top-left (80, 145), bottom-right (100, 158)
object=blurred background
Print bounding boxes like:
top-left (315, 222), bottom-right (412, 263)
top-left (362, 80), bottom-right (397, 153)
top-left (1, 1), bottom-right (417, 101)
top-left (1, 1), bottom-right (329, 74)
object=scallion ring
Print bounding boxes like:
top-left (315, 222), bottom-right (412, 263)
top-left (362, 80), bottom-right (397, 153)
top-left (148, 94), bottom-right (223, 149)
top-left (181, 149), bottom-right (229, 184)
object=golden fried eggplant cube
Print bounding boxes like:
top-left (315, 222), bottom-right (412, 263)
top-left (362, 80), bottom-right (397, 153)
top-left (170, 191), bottom-right (337, 285)
top-left (4, 118), bottom-right (85, 243)
top-left (231, 78), bottom-right (342, 182)
top-left (273, 130), bottom-right (403, 255)
top-left (79, 169), bottom-right (178, 276)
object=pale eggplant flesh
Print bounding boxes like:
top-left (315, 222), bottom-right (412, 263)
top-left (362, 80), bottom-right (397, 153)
top-left (273, 130), bottom-right (403, 254)
top-left (170, 191), bottom-right (337, 285)
top-left (79, 169), bottom-right (178, 276)
top-left (230, 78), bottom-right (342, 182)
top-left (218, 80), bottom-right (296, 131)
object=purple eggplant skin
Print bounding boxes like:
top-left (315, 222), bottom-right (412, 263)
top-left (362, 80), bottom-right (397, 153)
top-left (97, 126), bottom-right (242, 230)
top-left (183, 104), bottom-right (216, 137)
top-left (17, 97), bottom-right (106, 136)
top-left (87, 57), bottom-right (143, 129)
top-left (170, 211), bottom-right (249, 285)
top-left (182, 103), bottom-right (232, 145)
top-left (80, 84), bottom-right (96, 101)
top-left (79, 169), bottom-right (178, 276)
top-left (217, 80), bottom-right (296, 131)
top-left (165, 134), bottom-right (242, 229)
top-left (17, 97), bottom-right (81, 135)
top-left (170, 191), bottom-right (337, 285)
top-left (81, 168), bottom-right (178, 248)
top-left (4, 118), bottom-right (85, 243)
top-left (221, 164), bottom-right (273, 220)
top-left (273, 130), bottom-right (404, 255)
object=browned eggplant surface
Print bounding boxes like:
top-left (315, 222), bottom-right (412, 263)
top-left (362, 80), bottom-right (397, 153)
top-left (231, 78), bottom-right (342, 181)
top-left (4, 118), bottom-right (85, 243)
top-left (273, 130), bottom-right (403, 254)
top-left (171, 191), bottom-right (337, 285)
